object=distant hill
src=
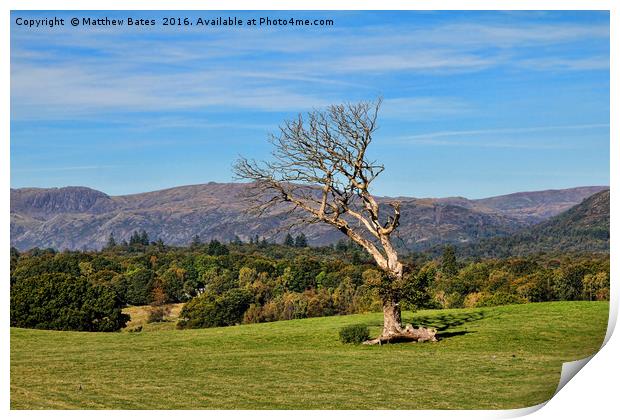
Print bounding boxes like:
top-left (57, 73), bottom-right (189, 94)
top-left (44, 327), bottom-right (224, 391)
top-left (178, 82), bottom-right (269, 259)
top-left (10, 183), bottom-right (608, 251)
top-left (471, 186), bottom-right (607, 223)
top-left (454, 189), bottom-right (610, 257)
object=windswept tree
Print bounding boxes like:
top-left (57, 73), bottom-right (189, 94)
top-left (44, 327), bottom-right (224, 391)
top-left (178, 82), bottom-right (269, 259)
top-left (234, 98), bottom-right (434, 343)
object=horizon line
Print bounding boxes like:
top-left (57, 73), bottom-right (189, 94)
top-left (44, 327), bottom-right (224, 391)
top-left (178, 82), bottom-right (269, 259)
top-left (10, 181), bottom-right (610, 202)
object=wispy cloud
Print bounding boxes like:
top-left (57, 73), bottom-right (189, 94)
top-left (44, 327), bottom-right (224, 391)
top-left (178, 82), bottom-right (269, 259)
top-left (416, 22), bottom-right (609, 47)
top-left (10, 64), bottom-right (337, 118)
top-left (519, 56), bottom-right (609, 71)
top-left (321, 51), bottom-right (498, 74)
top-left (381, 97), bottom-right (473, 120)
top-left (400, 123), bottom-right (610, 140)
top-left (395, 123), bottom-right (609, 149)
top-left (12, 165), bottom-right (119, 173)
top-left (402, 138), bottom-right (581, 150)
top-left (10, 14), bottom-right (610, 121)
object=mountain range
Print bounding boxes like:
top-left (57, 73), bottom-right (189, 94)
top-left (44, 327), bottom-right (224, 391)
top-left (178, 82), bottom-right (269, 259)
top-left (10, 183), bottom-right (608, 252)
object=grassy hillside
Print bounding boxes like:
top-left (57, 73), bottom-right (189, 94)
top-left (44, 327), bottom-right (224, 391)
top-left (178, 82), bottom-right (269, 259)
top-left (11, 301), bottom-right (608, 409)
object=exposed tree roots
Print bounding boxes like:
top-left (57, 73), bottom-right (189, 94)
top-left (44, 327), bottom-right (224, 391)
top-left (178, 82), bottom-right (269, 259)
top-left (362, 325), bottom-right (438, 345)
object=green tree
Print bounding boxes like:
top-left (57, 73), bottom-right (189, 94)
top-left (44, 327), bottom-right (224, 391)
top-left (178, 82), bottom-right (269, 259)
top-left (335, 239), bottom-right (349, 252)
top-left (294, 234), bottom-right (308, 248)
top-left (283, 233), bottom-right (295, 247)
top-left (10, 273), bottom-right (129, 331)
top-left (288, 257), bottom-right (321, 292)
top-left (160, 266), bottom-right (188, 302)
top-left (207, 239), bottom-right (229, 256)
top-left (178, 288), bottom-right (253, 329)
top-left (129, 231), bottom-right (140, 246)
top-left (125, 267), bottom-right (155, 305)
top-left (155, 238), bottom-right (165, 251)
top-left (441, 245), bottom-right (458, 278)
top-left (106, 233), bottom-right (117, 249)
top-left (553, 263), bottom-right (590, 301)
top-left (139, 230), bottom-right (150, 245)
top-left (190, 234), bottom-right (202, 248)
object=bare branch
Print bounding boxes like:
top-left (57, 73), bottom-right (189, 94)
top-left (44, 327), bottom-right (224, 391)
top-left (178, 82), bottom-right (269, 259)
top-left (233, 97), bottom-right (402, 277)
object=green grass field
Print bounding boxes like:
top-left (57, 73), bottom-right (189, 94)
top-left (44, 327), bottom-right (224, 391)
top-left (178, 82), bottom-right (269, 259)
top-left (10, 301), bottom-right (608, 409)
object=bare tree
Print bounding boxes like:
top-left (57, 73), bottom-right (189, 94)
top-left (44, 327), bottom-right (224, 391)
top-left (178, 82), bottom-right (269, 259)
top-left (234, 98), bottom-right (435, 343)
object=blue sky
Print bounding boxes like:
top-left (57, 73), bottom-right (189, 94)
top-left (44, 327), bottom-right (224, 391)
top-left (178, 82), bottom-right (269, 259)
top-left (10, 11), bottom-right (609, 199)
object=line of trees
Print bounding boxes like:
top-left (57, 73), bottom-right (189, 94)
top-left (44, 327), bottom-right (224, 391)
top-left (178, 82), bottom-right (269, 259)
top-left (105, 230), bottom-right (312, 253)
top-left (10, 241), bottom-right (609, 331)
top-left (282, 233), bottom-right (308, 248)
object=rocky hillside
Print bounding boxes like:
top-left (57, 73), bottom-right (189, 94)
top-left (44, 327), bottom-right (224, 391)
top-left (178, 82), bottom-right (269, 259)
top-left (454, 189), bottom-right (610, 257)
top-left (471, 186), bottom-right (606, 223)
top-left (10, 183), bottom-right (607, 251)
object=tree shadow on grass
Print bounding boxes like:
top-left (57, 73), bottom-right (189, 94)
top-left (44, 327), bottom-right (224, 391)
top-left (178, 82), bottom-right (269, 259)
top-left (406, 310), bottom-right (485, 331)
top-left (366, 310), bottom-right (486, 340)
top-left (407, 310), bottom-right (486, 340)
top-left (436, 330), bottom-right (472, 339)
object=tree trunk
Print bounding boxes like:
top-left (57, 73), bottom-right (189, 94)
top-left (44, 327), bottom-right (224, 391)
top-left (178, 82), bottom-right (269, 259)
top-left (363, 300), bottom-right (438, 345)
top-left (382, 298), bottom-right (404, 337)
top-left (362, 271), bottom-right (438, 345)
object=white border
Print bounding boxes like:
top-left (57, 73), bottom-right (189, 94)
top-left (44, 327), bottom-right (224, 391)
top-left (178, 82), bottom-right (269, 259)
top-left (2, 2), bottom-right (616, 419)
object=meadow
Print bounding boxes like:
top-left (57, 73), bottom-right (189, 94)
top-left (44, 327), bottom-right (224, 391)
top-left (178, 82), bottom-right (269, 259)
top-left (10, 301), bottom-right (608, 409)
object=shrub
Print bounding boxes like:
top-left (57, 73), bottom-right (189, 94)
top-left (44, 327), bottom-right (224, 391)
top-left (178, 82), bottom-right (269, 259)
top-left (147, 305), bottom-right (171, 323)
top-left (177, 288), bottom-right (253, 329)
top-left (463, 291), bottom-right (492, 308)
top-left (306, 289), bottom-right (335, 318)
top-left (242, 303), bottom-right (264, 324)
top-left (475, 292), bottom-right (527, 307)
top-left (433, 291), bottom-right (464, 309)
top-left (10, 273), bottom-right (129, 332)
top-left (339, 324), bottom-right (370, 344)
